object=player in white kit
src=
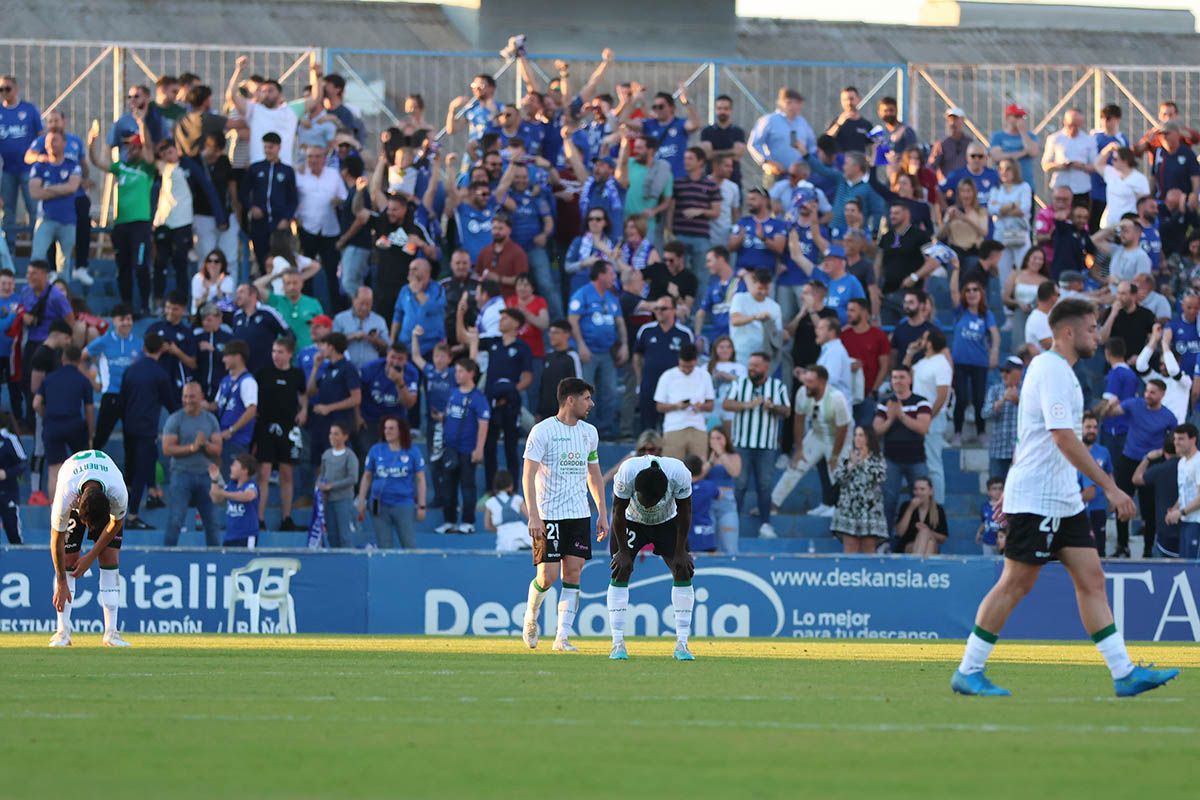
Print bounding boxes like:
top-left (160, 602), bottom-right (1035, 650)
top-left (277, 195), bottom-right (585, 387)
top-left (49, 449), bottom-right (130, 647)
top-left (951, 299), bottom-right (1178, 697)
top-left (521, 378), bottom-right (609, 651)
top-left (609, 454), bottom-right (694, 661)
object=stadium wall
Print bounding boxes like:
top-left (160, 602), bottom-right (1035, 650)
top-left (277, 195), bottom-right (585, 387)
top-left (2, 549), bottom-right (1199, 641)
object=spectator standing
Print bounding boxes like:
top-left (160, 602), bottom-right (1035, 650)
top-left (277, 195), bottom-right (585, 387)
top-left (874, 365), bottom-right (932, 539)
top-left (336, 155), bottom-right (373, 298)
top-left (306, 332), bottom-right (362, 467)
top-left (447, 176), bottom-right (498, 264)
top-left (84, 305), bottom-right (140, 449)
top-left (643, 241), bottom-right (698, 315)
top-left (161, 381), bottom-right (223, 546)
top-left (254, 337), bottom-right (307, 532)
top-left (825, 86), bottom-right (875, 154)
top-left (989, 104), bottom-right (1040, 189)
top-left (693, 246), bottom-right (745, 347)
top-left (208, 455), bottom-right (260, 549)
top-left (109, 83), bottom-right (167, 161)
top-left (809, 245), bottom-right (866, 326)
top-left (358, 342), bottom-right (419, 450)
top-left (700, 94), bottom-right (746, 187)
top-left (19, 261), bottom-right (75, 426)
top-left (1134, 436), bottom-right (1180, 558)
top-left (625, 87), bottom-right (700, 180)
top-left (0, 271), bottom-right (18, 415)
top-left (567, 261), bottom-right (626, 439)
top-left (729, 187), bottom-right (786, 271)
top-left (1100, 281), bottom-right (1155, 360)
top-left (193, 304), bottom-right (232, 403)
top-left (262, 268), bottom-right (323, 350)
top-left (1167, 292), bottom-right (1200, 376)
top-left (875, 97), bottom-right (919, 169)
top-left (1150, 122), bottom-right (1200, 205)
top-left (805, 151), bottom-right (886, 235)
top-left (441, 358), bottom-right (489, 533)
top-left (724, 352), bottom-right (791, 538)
top-left (704, 428), bottom-right (742, 554)
top-left (0, 75), bottom-right (43, 251)
top-left (710, 155), bottom-right (740, 249)
top-left (317, 422), bottom-right (360, 548)
top-left (876, 203), bottom-right (936, 324)
top-left (87, 122), bottom-right (154, 313)
top-left (615, 214), bottom-right (662, 276)
top-left (842, 298), bottom-right (891, 426)
top-left (295, 145), bottom-right (348, 311)
top-left (409, 336), bottom-right (455, 519)
top-left (1098, 338), bottom-right (1137, 455)
top-left (950, 276), bottom-right (999, 443)
top-left (941, 143), bottom-right (1000, 207)
top-left (536, 320), bottom-right (582, 420)
top-left (634, 296), bottom-right (694, 433)
top-left (24, 320), bottom-right (71, 505)
top-left (618, 134), bottom-right (673, 246)
top-left (748, 88), bottom-right (817, 186)
top-left (28, 131), bottom-right (83, 281)
top-left (770, 364), bottom-right (851, 516)
top-left (909, 329), bottom-right (952, 503)
top-left (193, 132), bottom-right (240, 266)
top-left (1024, 280), bottom-right (1060, 353)
top-left (226, 59), bottom-right (297, 166)
top-left (230, 282), bottom-right (289, 375)
top-left (493, 160), bottom-right (558, 319)
top-left (26, 111), bottom-right (92, 284)
top-left (668, 148), bottom-right (721, 280)
top-left (982, 357), bottom-right (1024, 479)
top-left (988, 159), bottom-right (1033, 285)
top-left (118, 334), bottom-right (178, 530)
top-left (364, 190), bottom-right (429, 322)
top-left (475, 309), bottom-right (532, 490)
top-left (1093, 219), bottom-right (1151, 287)
top-left (241, 132), bottom-right (298, 274)
top-left (35, 344), bottom-right (93, 509)
top-left (564, 207), bottom-right (617, 294)
top-left (1079, 411), bottom-right (1115, 556)
top-left (334, 286), bottom-right (389, 370)
top-left (1134, 273), bottom-right (1172, 325)
top-left (729, 269), bottom-right (783, 369)
top-left (1165, 424), bottom-right (1200, 559)
top-left (1092, 145), bottom-right (1147, 229)
top-left (391, 258), bottom-right (446, 355)
top-left (1088, 104), bottom-right (1129, 229)
top-left (357, 416), bottom-right (426, 548)
top-left (1106, 379), bottom-right (1178, 557)
top-left (831, 425), bottom-right (888, 554)
top-left (191, 250), bottom-right (236, 316)
top-left (474, 213), bottom-right (529, 299)
top-left (654, 344), bottom-right (715, 461)
top-left (1042, 109), bottom-right (1098, 208)
top-left (889, 288), bottom-right (935, 370)
top-left (214, 339), bottom-right (259, 472)
top-left (815, 316), bottom-right (853, 403)
top-left (927, 108), bottom-right (972, 183)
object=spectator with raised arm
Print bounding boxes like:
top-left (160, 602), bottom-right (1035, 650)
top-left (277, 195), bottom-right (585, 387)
top-left (617, 133), bottom-right (675, 247)
top-left (493, 156), bottom-right (559, 319)
top-left (621, 83), bottom-right (699, 180)
top-left (748, 88), bottom-right (817, 187)
top-left (226, 57), bottom-right (297, 165)
top-left (87, 119), bottom-right (155, 313)
top-left (445, 73), bottom-right (501, 163)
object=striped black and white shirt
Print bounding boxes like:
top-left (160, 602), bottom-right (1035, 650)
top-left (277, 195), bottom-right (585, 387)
top-left (728, 376), bottom-right (790, 450)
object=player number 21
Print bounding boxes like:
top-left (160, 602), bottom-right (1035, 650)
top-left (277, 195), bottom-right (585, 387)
top-left (545, 522), bottom-right (559, 542)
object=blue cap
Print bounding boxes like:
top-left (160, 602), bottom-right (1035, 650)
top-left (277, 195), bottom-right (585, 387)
top-left (593, 155), bottom-right (616, 169)
top-left (823, 244), bottom-right (847, 261)
top-left (791, 188), bottom-right (817, 208)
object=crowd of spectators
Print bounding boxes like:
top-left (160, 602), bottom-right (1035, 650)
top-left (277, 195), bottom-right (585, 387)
top-left (1, 46), bottom-right (1199, 559)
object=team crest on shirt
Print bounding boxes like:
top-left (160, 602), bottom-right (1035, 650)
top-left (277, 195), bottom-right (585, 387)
top-left (59, 169), bottom-right (68, 180)
top-left (17, 111), bottom-right (26, 120)
top-left (1180, 156), bottom-right (1188, 165)
top-left (277, 173), bottom-right (286, 182)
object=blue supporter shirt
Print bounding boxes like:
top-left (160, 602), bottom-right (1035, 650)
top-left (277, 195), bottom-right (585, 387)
top-left (0, 101), bottom-right (43, 174)
top-left (731, 215), bottom-right (786, 269)
top-left (422, 363), bottom-right (454, 415)
top-left (455, 200), bottom-right (497, 262)
top-left (315, 357), bottom-right (362, 427)
top-left (516, 120), bottom-right (547, 156)
top-left (86, 330), bottom-right (142, 394)
top-left (699, 276), bottom-right (746, 340)
top-left (1119, 397), bottom-right (1177, 460)
top-left (1101, 364), bottom-right (1139, 438)
top-left (941, 166), bottom-right (1000, 206)
top-left (688, 478), bottom-right (720, 551)
top-left (1078, 442), bottom-right (1113, 513)
top-left (1169, 315), bottom-right (1200, 376)
top-left (1139, 223), bottom-right (1162, 271)
top-left (231, 305), bottom-right (289, 375)
top-left (950, 308), bottom-right (997, 368)
top-left (463, 98), bottom-right (499, 142)
top-left (990, 129), bottom-right (1039, 188)
top-left (979, 499), bottom-right (1002, 546)
top-left (1154, 145), bottom-right (1200, 201)
top-left (443, 387), bottom-right (491, 453)
top-left (1091, 131), bottom-right (1129, 200)
top-left (28, 134), bottom-right (86, 196)
top-left (223, 480), bottom-right (259, 544)
top-left (359, 358), bottom-right (418, 424)
top-left (365, 443), bottom-right (425, 506)
top-left (144, 317), bottom-right (196, 392)
top-left (781, 223), bottom-right (828, 286)
top-left (567, 283), bottom-right (621, 351)
top-left (393, 281), bottom-right (447, 355)
top-left (298, 344), bottom-right (328, 384)
top-left (30, 159), bottom-right (81, 224)
top-left (815, 271), bottom-right (866, 325)
top-left (641, 116), bottom-right (690, 178)
top-left (216, 371), bottom-right (257, 448)
top-left (506, 188), bottom-right (551, 249)
top-left (484, 338), bottom-right (532, 402)
top-left (0, 293), bottom-right (18, 358)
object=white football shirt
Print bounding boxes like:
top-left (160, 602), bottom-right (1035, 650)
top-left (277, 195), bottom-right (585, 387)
top-left (522, 417), bottom-right (599, 520)
top-left (1003, 352), bottom-right (1085, 517)
top-left (1178, 451), bottom-right (1200, 524)
top-left (613, 455), bottom-right (693, 525)
top-left (51, 449), bottom-right (129, 531)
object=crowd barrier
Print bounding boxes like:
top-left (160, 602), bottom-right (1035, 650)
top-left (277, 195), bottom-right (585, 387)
top-left (2, 548), bottom-right (1198, 641)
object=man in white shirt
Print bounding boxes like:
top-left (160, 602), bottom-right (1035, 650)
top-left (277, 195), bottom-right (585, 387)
top-left (771, 364), bottom-right (851, 516)
top-left (1165, 423), bottom-right (1200, 559)
top-left (911, 328), bottom-right (952, 502)
top-left (295, 145), bottom-right (347, 309)
top-left (710, 154), bottom-right (740, 248)
top-left (729, 268), bottom-right (783, 367)
top-left (1041, 108), bottom-right (1098, 206)
top-left (654, 344), bottom-right (715, 462)
top-left (814, 316), bottom-right (853, 401)
top-left (226, 57), bottom-right (298, 165)
top-left (953, 297), bottom-right (1179, 698)
top-left (1024, 280), bottom-right (1059, 353)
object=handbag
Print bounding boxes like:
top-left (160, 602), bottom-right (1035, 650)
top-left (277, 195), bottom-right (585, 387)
top-left (999, 218), bottom-right (1030, 249)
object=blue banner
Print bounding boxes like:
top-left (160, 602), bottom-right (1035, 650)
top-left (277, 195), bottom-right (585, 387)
top-left (2, 548), bottom-right (1199, 641)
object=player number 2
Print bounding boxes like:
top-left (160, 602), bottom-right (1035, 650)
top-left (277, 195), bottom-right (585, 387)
top-left (627, 530), bottom-right (636, 550)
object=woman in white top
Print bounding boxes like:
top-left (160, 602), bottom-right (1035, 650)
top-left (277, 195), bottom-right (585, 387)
top-left (987, 158), bottom-right (1033, 292)
top-left (707, 335), bottom-right (747, 435)
top-left (1002, 246), bottom-right (1050, 354)
top-left (1094, 143), bottom-right (1149, 228)
top-left (258, 230), bottom-right (322, 296)
top-left (192, 249), bottom-right (237, 315)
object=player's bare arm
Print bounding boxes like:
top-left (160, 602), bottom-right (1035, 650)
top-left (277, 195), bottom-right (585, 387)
top-left (50, 527), bottom-right (70, 611)
top-left (71, 517), bottom-right (124, 578)
top-left (1049, 428), bottom-right (1135, 519)
top-left (587, 462), bottom-right (608, 541)
top-left (522, 458), bottom-right (545, 540)
top-left (611, 496), bottom-right (632, 575)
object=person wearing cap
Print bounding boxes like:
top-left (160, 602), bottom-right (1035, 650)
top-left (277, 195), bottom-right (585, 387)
top-left (88, 118), bottom-right (156, 314)
top-left (1149, 120), bottom-right (1200, 206)
top-left (989, 103), bottom-right (1039, 190)
top-left (230, 281), bottom-right (290, 375)
top-left (226, 58), bottom-right (298, 166)
top-left (807, 244), bottom-right (865, 327)
top-left (264, 267), bottom-right (323, 350)
top-left (565, 143), bottom-right (624, 236)
top-left (1042, 108), bottom-right (1098, 208)
top-left (981, 356), bottom-right (1024, 479)
top-left (927, 107), bottom-right (973, 184)
top-left (1088, 104), bottom-right (1130, 229)
top-left (242, 131), bottom-right (298, 274)
top-left (748, 87), bottom-right (817, 187)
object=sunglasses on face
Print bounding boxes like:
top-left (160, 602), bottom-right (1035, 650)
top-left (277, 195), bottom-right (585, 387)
top-left (969, 154), bottom-right (985, 159)
top-left (0, 86), bottom-right (13, 93)
top-left (651, 104), bottom-right (667, 110)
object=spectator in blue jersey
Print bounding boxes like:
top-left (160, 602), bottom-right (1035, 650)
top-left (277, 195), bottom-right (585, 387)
top-left (317, 421), bottom-right (360, 549)
top-left (358, 342), bottom-right (418, 451)
top-left (193, 304), bottom-right (233, 402)
top-left (35, 344), bottom-right (93, 503)
top-left (28, 131), bottom-right (83, 282)
top-left (410, 337), bottom-right (454, 518)
top-left (987, 103), bottom-right (1039, 191)
top-left (446, 74), bottom-right (501, 162)
top-left (561, 138), bottom-right (624, 237)
top-left (1078, 412), bottom-right (1115, 556)
top-left (333, 286), bottom-right (389, 370)
top-left (493, 159), bottom-right (558, 319)
top-left (615, 214), bottom-right (662, 275)
top-left (0, 75), bottom-right (44, 250)
top-left (357, 416), bottom-right (426, 548)
top-left (214, 339), bottom-right (259, 472)
top-left (805, 151), bottom-right (887, 235)
top-left (635, 295), bottom-right (694, 433)
top-left (18, 261), bottom-right (75, 426)
top-left (1098, 338), bottom-right (1138, 453)
top-left (84, 304), bottom-right (141, 449)
top-left (1088, 104), bottom-right (1129, 230)
top-left (668, 148), bottom-right (722, 281)
top-left (748, 88), bottom-right (817, 187)
top-left (1105, 378), bottom-right (1178, 558)
top-left (567, 261), bottom-right (627, 439)
top-left (1168, 292), bottom-right (1200, 377)
top-left (306, 332), bottom-right (362, 467)
top-left (949, 276), bottom-right (999, 443)
top-left (804, 245), bottom-right (866, 326)
top-left (940, 142), bottom-right (1001, 208)
top-left (447, 174), bottom-right (498, 264)
top-left (0, 270), bottom-right (19, 414)
top-left (441, 357), bottom-right (489, 534)
top-left (242, 132), bottom-right (298, 273)
top-left (976, 476), bottom-right (1005, 556)
top-left (142, 292), bottom-right (194, 399)
top-left (0, 410), bottom-right (26, 543)
top-left (391, 258), bottom-right (445, 356)
top-left (1151, 121), bottom-right (1200, 205)
top-left (779, 192), bottom-right (829, 318)
top-left (565, 207), bottom-right (618, 295)
top-left (729, 187), bottom-right (786, 270)
top-left (119, 333), bottom-right (178, 531)
top-left (622, 85), bottom-right (700, 179)
top-left (693, 246), bottom-right (745, 348)
top-left (25, 110), bottom-right (93, 284)
top-left (108, 83), bottom-right (167, 162)
top-left (1135, 195), bottom-right (1163, 272)
top-left (230, 282), bottom-right (289, 375)
top-left (209, 454), bottom-right (260, 548)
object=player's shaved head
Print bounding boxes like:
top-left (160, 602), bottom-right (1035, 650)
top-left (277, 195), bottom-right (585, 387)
top-left (78, 481), bottom-right (111, 533)
top-left (634, 461), bottom-right (669, 508)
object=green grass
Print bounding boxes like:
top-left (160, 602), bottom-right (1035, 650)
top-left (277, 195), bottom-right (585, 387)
top-left (2, 636), bottom-right (1198, 799)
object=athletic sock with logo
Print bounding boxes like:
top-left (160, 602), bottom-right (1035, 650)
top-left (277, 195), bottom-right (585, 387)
top-left (525, 579), bottom-right (548, 623)
top-left (1092, 623), bottom-right (1135, 680)
top-left (671, 582), bottom-right (694, 645)
top-left (957, 625), bottom-right (999, 674)
top-left (56, 574), bottom-right (76, 635)
top-left (607, 582), bottom-right (629, 643)
top-left (99, 566), bottom-right (120, 633)
top-left (556, 583), bottom-right (579, 641)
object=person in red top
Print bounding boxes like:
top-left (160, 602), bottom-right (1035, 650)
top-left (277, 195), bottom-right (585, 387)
top-left (474, 212), bottom-right (528, 298)
top-left (841, 297), bottom-right (891, 427)
top-left (1134, 100), bottom-right (1200, 168)
top-left (507, 273), bottom-right (548, 412)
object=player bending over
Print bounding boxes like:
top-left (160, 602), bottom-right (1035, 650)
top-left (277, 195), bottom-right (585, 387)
top-left (952, 299), bottom-right (1178, 697)
top-left (609, 456), bottom-right (694, 661)
top-left (522, 378), bottom-right (609, 651)
top-left (49, 449), bottom-right (130, 647)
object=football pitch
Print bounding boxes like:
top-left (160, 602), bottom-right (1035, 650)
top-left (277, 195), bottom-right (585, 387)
top-left (2, 636), bottom-right (1198, 799)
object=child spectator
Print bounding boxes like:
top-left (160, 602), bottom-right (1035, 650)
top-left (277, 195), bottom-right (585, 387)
top-left (484, 470), bottom-right (529, 553)
top-left (208, 454), bottom-right (260, 548)
top-left (318, 421), bottom-right (360, 548)
top-left (685, 454), bottom-right (720, 553)
top-left (976, 476), bottom-right (1004, 556)
top-left (411, 334), bottom-right (455, 522)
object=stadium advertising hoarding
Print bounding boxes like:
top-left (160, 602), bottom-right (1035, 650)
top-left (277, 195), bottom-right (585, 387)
top-left (1, 549), bottom-right (1199, 641)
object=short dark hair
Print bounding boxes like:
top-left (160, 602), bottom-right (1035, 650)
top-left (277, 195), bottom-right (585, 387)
top-left (879, 95), bottom-right (898, 107)
top-left (679, 344), bottom-right (698, 362)
top-left (848, 297), bottom-right (870, 313)
top-left (324, 332), bottom-right (348, 353)
top-left (62, 344), bottom-right (82, 363)
top-left (165, 291), bottom-right (188, 308)
top-left (707, 245), bottom-right (730, 262)
top-left (492, 469), bottom-right (515, 493)
top-left (1036, 280), bottom-right (1059, 303)
top-left (110, 303), bottom-right (133, 319)
top-left (143, 332), bottom-right (164, 354)
top-left (978, 240), bottom-right (1005, 260)
top-left (684, 454), bottom-right (704, 477)
top-left (455, 357), bottom-right (480, 382)
top-left (806, 364), bottom-right (829, 382)
top-left (663, 241), bottom-right (687, 259)
top-left (27, 259), bottom-right (50, 273)
top-left (233, 453), bottom-right (258, 476)
top-left (1175, 423), bottom-right (1199, 440)
top-left (634, 461), bottom-right (669, 508)
top-left (474, 73), bottom-right (496, 89)
top-left (223, 339), bottom-right (249, 361)
top-left (77, 482), bottom-right (112, 534)
top-left (500, 307), bottom-right (525, 326)
top-left (557, 377), bottom-right (594, 405)
top-left (187, 85), bottom-right (212, 108)
top-left (1083, 410), bottom-right (1099, 425)
top-left (1101, 104), bottom-right (1122, 120)
top-left (341, 155), bottom-right (365, 179)
top-left (715, 94), bottom-right (733, 105)
top-left (589, 260), bottom-right (612, 281)
top-left (1048, 297), bottom-right (1095, 329)
top-left (549, 319), bottom-right (572, 334)
top-left (987, 476), bottom-right (1005, 488)
top-left (479, 279), bottom-right (501, 299)
top-left (1105, 339), bottom-right (1126, 358)
top-left (274, 336), bottom-right (296, 354)
top-left (323, 73), bottom-right (347, 93)
top-left (686, 146), bottom-right (707, 163)
top-left (925, 327), bottom-right (947, 352)
top-left (751, 268), bottom-right (773, 286)
top-left (816, 134), bottom-right (838, 156)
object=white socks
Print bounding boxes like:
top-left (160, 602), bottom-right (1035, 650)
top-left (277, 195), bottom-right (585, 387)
top-left (525, 579), bottom-right (548, 622)
top-left (56, 574), bottom-right (76, 635)
top-left (607, 583), bottom-right (629, 643)
top-left (99, 567), bottom-right (120, 633)
top-left (672, 584), bottom-right (694, 645)
top-left (958, 626), bottom-right (998, 675)
top-left (556, 583), bottom-right (579, 642)
top-left (1093, 624), bottom-right (1135, 680)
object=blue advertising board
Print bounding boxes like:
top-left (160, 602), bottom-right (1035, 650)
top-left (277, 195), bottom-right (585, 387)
top-left (2, 547), bottom-right (1199, 641)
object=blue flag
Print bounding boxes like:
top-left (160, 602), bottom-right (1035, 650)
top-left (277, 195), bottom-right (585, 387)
top-left (307, 487), bottom-right (326, 549)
